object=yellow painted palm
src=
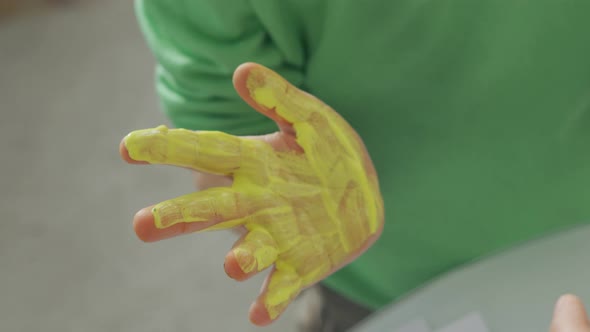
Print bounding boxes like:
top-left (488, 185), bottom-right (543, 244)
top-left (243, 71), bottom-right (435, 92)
top-left (121, 63), bottom-right (384, 325)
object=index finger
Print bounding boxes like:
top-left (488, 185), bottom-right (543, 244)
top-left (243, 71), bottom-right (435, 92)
top-left (121, 125), bottom-right (251, 175)
top-left (233, 63), bottom-right (335, 132)
top-left (233, 63), bottom-right (365, 156)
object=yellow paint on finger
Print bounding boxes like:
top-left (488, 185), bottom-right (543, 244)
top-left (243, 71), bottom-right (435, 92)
top-left (233, 227), bottom-right (279, 274)
top-left (124, 125), bottom-right (243, 175)
top-left (147, 188), bottom-right (248, 229)
top-left (264, 267), bottom-right (301, 319)
top-left (232, 247), bottom-right (257, 273)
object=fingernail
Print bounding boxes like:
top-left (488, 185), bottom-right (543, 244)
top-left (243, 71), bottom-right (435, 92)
top-left (233, 247), bottom-right (256, 274)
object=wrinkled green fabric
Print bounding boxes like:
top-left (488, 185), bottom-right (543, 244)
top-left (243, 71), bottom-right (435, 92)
top-left (136, 0), bottom-right (590, 309)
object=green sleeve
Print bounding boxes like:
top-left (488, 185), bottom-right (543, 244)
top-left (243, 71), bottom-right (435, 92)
top-left (135, 0), bottom-right (305, 135)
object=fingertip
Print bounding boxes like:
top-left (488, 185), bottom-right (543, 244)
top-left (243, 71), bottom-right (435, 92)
top-left (133, 207), bottom-right (183, 243)
top-left (249, 301), bottom-right (273, 326)
top-left (555, 294), bottom-right (585, 314)
top-left (232, 62), bottom-right (261, 105)
top-left (119, 137), bottom-right (148, 164)
top-left (552, 294), bottom-right (590, 329)
top-left (233, 62), bottom-right (260, 86)
top-left (232, 63), bottom-right (293, 131)
top-left (119, 138), bottom-right (133, 162)
top-left (558, 294), bottom-right (583, 305)
top-left (133, 208), bottom-right (159, 242)
top-left (224, 251), bottom-right (252, 281)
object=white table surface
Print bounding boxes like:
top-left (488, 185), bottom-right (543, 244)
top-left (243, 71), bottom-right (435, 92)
top-left (352, 224), bottom-right (590, 332)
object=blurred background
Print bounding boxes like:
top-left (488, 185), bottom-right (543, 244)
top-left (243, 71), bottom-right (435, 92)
top-left (0, 1), bottom-right (297, 331)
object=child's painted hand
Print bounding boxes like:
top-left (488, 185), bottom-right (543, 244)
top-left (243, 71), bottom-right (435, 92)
top-left (120, 63), bottom-right (384, 325)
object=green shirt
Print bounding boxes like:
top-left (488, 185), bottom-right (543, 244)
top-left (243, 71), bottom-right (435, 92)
top-left (136, 0), bottom-right (590, 309)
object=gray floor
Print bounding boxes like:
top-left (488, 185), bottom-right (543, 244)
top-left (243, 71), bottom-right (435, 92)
top-left (0, 2), bottom-right (297, 331)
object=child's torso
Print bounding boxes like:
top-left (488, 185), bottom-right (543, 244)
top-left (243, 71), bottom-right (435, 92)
top-left (249, 0), bottom-right (590, 307)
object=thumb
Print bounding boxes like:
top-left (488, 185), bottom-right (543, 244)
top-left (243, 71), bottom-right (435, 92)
top-left (551, 294), bottom-right (590, 332)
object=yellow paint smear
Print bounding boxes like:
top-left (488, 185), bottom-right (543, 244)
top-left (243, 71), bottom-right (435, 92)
top-left (124, 64), bottom-right (383, 321)
top-left (233, 226), bottom-right (278, 274)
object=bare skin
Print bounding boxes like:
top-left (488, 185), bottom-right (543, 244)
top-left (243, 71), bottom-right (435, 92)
top-left (120, 63), bottom-right (384, 326)
top-left (551, 295), bottom-right (590, 332)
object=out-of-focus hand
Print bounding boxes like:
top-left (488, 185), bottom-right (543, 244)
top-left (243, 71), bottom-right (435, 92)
top-left (119, 63), bottom-right (384, 325)
top-left (551, 294), bottom-right (590, 332)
